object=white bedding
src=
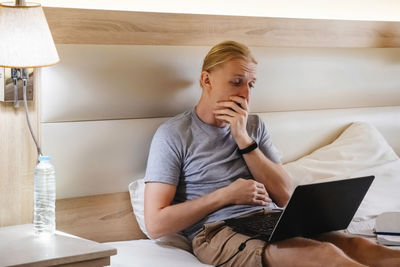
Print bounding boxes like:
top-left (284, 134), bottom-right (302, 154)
top-left (105, 239), bottom-right (212, 267)
top-left (284, 122), bottom-right (400, 219)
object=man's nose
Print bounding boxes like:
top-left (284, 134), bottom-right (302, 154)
top-left (239, 85), bottom-right (250, 99)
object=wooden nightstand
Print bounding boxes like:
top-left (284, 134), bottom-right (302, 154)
top-left (0, 224), bottom-right (117, 266)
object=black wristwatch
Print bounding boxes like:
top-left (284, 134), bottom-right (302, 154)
top-left (238, 140), bottom-right (258, 155)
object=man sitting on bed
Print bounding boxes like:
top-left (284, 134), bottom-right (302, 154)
top-left (144, 40), bottom-right (400, 267)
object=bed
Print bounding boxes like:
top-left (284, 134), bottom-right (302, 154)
top-left (103, 121), bottom-right (400, 266)
top-left (38, 7), bottom-right (400, 266)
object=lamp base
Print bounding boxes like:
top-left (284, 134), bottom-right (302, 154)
top-left (0, 67), bottom-right (34, 103)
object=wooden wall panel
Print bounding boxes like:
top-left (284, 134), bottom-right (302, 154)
top-left (0, 70), bottom-right (40, 227)
top-left (44, 7), bottom-right (400, 47)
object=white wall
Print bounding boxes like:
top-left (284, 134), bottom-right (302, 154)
top-left (39, 0), bottom-right (400, 21)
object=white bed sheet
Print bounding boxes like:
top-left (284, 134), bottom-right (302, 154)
top-left (105, 239), bottom-right (213, 267)
top-left (105, 235), bottom-right (399, 267)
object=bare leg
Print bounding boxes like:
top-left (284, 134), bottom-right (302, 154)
top-left (315, 231), bottom-right (400, 267)
top-left (264, 236), bottom-right (367, 267)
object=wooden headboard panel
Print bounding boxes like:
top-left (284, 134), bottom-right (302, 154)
top-left (44, 7), bottom-right (400, 47)
top-left (46, 7), bottom-right (400, 242)
top-left (56, 192), bottom-right (146, 242)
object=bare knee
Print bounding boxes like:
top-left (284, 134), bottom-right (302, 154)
top-left (264, 240), bottom-right (356, 267)
top-left (312, 242), bottom-right (367, 267)
top-left (318, 242), bottom-right (345, 257)
top-left (318, 231), bottom-right (375, 251)
top-left (346, 236), bottom-right (373, 247)
top-left (340, 235), bottom-right (376, 255)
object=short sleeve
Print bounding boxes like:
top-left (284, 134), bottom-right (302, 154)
top-left (255, 116), bottom-right (282, 164)
top-left (144, 124), bottom-right (182, 186)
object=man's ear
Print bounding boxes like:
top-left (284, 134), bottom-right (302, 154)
top-left (200, 71), bottom-right (211, 90)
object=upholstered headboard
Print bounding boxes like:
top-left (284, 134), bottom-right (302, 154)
top-left (42, 45), bottom-right (400, 199)
top-left (39, 10), bottom-right (400, 242)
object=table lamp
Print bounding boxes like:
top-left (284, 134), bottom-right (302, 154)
top-left (0, 0), bottom-right (59, 235)
top-left (0, 0), bottom-right (59, 155)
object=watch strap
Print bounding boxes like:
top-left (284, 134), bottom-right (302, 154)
top-left (238, 140), bottom-right (258, 155)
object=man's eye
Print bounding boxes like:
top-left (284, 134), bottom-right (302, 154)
top-left (230, 79), bottom-right (241, 86)
top-left (249, 82), bottom-right (255, 89)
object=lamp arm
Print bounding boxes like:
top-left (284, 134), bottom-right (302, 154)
top-left (11, 68), bottom-right (20, 108)
top-left (13, 78), bottom-right (19, 108)
top-left (22, 73), bottom-right (42, 158)
top-left (15, 0), bottom-right (26, 6)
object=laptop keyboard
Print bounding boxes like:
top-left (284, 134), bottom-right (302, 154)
top-left (225, 211), bottom-right (282, 241)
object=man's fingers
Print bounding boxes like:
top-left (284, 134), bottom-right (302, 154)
top-left (255, 182), bottom-right (268, 193)
top-left (253, 191), bottom-right (271, 202)
top-left (229, 96), bottom-right (248, 111)
top-left (214, 115), bottom-right (232, 123)
top-left (259, 195), bottom-right (271, 203)
top-left (255, 182), bottom-right (266, 189)
top-left (255, 181), bottom-right (265, 187)
top-left (213, 108), bottom-right (237, 117)
top-left (253, 198), bottom-right (271, 206)
top-left (255, 186), bottom-right (266, 194)
top-left (216, 100), bottom-right (246, 114)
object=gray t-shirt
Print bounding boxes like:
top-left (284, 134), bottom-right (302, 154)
top-left (144, 108), bottom-right (281, 240)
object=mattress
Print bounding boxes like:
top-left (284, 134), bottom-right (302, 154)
top-left (105, 231), bottom-right (399, 267)
top-left (105, 239), bottom-right (212, 267)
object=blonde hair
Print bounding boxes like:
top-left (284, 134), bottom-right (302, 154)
top-left (201, 40), bottom-right (257, 73)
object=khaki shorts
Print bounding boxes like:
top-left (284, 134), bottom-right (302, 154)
top-left (192, 220), bottom-right (267, 267)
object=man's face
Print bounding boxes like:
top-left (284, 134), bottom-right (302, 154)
top-left (204, 58), bottom-right (257, 111)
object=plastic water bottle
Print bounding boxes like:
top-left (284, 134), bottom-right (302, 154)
top-left (34, 155), bottom-right (56, 236)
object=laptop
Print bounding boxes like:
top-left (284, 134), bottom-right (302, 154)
top-left (226, 175), bottom-right (375, 243)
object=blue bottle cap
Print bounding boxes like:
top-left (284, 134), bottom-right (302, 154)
top-left (39, 155), bottom-right (50, 161)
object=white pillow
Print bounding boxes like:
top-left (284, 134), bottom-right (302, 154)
top-left (128, 179), bottom-right (192, 252)
top-left (283, 122), bottom-right (400, 219)
top-left (128, 179), bottom-right (147, 235)
top-left (284, 122), bottom-right (398, 186)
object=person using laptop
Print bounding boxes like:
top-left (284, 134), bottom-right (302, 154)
top-left (144, 40), bottom-right (400, 267)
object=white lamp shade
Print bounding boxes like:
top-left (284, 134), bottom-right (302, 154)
top-left (0, 2), bottom-right (59, 68)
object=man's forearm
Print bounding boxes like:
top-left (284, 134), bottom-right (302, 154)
top-left (145, 185), bottom-right (229, 239)
top-left (242, 148), bottom-right (293, 207)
